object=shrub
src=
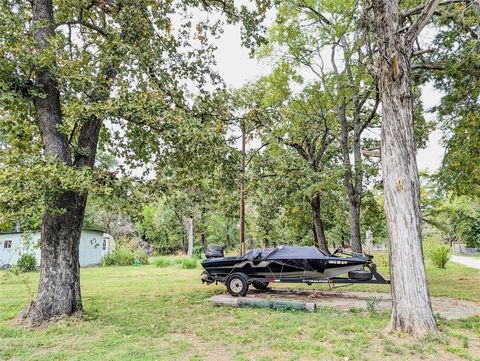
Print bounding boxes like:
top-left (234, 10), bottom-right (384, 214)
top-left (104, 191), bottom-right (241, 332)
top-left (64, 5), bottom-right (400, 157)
top-left (366, 296), bottom-right (382, 314)
top-left (17, 253), bottom-right (36, 273)
top-left (154, 257), bottom-right (171, 268)
top-left (181, 258), bottom-right (198, 269)
top-left (192, 246), bottom-right (203, 259)
top-left (102, 245), bottom-right (135, 266)
top-left (138, 241), bottom-right (154, 256)
top-left (430, 245), bottom-right (450, 269)
top-left (134, 249), bottom-right (149, 265)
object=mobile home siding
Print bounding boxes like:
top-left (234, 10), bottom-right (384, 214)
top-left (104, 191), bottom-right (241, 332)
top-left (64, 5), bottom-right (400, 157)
top-left (0, 230), bottom-right (112, 268)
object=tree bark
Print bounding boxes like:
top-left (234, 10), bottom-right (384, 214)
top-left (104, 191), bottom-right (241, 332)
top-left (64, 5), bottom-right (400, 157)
top-left (347, 196), bottom-right (362, 253)
top-left (310, 193), bottom-right (329, 253)
top-left (372, 0), bottom-right (439, 337)
top-left (339, 102), bottom-right (363, 254)
top-left (350, 127), bottom-right (364, 254)
top-left (26, 192), bottom-right (86, 325)
top-left (186, 217), bottom-right (194, 258)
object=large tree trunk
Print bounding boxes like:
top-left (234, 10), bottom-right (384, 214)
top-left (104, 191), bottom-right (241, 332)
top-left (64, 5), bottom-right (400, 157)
top-left (373, 0), bottom-right (438, 337)
top-left (311, 193), bottom-right (329, 253)
top-left (24, 116), bottom-right (101, 326)
top-left (20, 0), bottom-right (107, 326)
top-left (26, 193), bottom-right (86, 325)
top-left (186, 217), bottom-right (194, 258)
top-left (18, 0), bottom-right (82, 325)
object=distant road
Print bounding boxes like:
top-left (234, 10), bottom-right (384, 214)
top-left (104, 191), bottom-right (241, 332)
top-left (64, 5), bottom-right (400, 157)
top-left (450, 255), bottom-right (480, 270)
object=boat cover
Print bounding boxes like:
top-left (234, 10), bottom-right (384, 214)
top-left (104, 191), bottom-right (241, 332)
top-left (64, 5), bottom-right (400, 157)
top-left (242, 246), bottom-right (327, 261)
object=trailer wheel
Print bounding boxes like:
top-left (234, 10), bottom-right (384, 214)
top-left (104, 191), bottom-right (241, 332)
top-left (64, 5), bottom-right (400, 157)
top-left (226, 273), bottom-right (249, 297)
top-left (252, 281), bottom-right (269, 290)
top-left (348, 270), bottom-right (372, 281)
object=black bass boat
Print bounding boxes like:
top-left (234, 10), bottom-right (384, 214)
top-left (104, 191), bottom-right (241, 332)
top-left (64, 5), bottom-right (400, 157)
top-left (201, 244), bottom-right (389, 296)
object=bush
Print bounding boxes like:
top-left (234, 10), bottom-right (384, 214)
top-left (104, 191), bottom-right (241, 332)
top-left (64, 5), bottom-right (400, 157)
top-left (430, 245), bottom-right (450, 269)
top-left (154, 257), bottom-right (171, 268)
top-left (17, 253), bottom-right (36, 273)
top-left (102, 245), bottom-right (135, 266)
top-left (138, 241), bottom-right (154, 256)
top-left (192, 246), bottom-right (203, 259)
top-left (181, 258), bottom-right (198, 269)
top-left (134, 249), bottom-right (149, 265)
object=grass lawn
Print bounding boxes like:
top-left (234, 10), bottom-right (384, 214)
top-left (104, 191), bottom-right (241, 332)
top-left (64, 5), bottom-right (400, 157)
top-left (1, 259), bottom-right (480, 361)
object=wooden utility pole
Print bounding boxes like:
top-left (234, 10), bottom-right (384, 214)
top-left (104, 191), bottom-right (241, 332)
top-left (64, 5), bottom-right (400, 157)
top-left (239, 124), bottom-right (246, 256)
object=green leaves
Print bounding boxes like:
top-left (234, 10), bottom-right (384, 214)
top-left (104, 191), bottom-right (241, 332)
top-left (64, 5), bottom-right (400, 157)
top-left (418, 4), bottom-right (480, 197)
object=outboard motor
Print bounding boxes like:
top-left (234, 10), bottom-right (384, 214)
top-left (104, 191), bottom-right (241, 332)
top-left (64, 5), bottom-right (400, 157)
top-left (205, 244), bottom-right (224, 258)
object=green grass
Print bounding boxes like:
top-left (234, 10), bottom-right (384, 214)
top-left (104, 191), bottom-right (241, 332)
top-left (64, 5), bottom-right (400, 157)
top-left (153, 257), bottom-right (173, 268)
top-left (1, 261), bottom-right (480, 361)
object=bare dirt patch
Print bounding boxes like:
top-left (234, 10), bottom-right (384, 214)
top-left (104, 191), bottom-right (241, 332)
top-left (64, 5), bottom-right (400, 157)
top-left (212, 289), bottom-right (480, 320)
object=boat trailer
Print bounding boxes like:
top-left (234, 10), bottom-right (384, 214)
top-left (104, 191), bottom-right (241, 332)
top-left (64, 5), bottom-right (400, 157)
top-left (202, 263), bottom-right (390, 295)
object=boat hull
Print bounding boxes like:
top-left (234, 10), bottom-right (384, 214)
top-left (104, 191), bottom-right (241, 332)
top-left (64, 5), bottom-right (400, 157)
top-left (201, 256), bottom-right (367, 281)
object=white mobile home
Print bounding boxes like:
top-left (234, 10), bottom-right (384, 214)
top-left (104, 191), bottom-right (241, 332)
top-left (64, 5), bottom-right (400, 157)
top-left (0, 229), bottom-right (114, 268)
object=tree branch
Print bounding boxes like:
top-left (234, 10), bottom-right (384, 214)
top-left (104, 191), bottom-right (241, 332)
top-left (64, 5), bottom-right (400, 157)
top-left (56, 20), bottom-right (110, 37)
top-left (405, 0), bottom-right (441, 49)
top-left (411, 63), bottom-right (446, 70)
top-left (297, 1), bottom-right (332, 26)
top-left (286, 142), bottom-right (309, 161)
top-left (402, 0), bottom-right (462, 17)
top-left (412, 48), bottom-right (436, 57)
top-left (359, 87), bottom-right (380, 137)
top-left (314, 117), bottom-right (331, 162)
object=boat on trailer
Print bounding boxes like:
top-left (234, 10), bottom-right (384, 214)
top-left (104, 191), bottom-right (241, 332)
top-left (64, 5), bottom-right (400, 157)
top-left (201, 244), bottom-right (390, 296)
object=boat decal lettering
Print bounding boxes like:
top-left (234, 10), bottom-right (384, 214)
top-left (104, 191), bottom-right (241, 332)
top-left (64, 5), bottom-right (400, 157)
top-left (327, 260), bottom-right (348, 265)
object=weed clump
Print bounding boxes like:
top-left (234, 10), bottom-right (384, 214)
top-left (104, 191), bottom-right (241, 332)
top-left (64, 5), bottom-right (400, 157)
top-left (154, 257), bottom-right (171, 268)
top-left (181, 258), bottom-right (198, 269)
top-left (430, 245), bottom-right (450, 269)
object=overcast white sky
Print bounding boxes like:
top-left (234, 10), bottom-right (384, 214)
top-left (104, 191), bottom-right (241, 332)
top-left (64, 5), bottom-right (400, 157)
top-left (213, 23), bottom-right (445, 173)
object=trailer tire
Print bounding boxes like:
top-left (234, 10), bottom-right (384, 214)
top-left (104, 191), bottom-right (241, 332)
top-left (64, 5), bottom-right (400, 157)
top-left (226, 273), bottom-right (249, 297)
top-left (252, 281), bottom-right (269, 290)
top-left (348, 270), bottom-right (372, 281)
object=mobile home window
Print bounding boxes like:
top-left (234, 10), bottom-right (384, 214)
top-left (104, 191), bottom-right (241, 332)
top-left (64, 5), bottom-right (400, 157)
top-left (3, 240), bottom-right (12, 249)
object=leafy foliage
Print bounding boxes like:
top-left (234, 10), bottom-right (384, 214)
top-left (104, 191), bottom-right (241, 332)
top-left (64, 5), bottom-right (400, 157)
top-left (419, 4), bottom-right (480, 197)
top-left (102, 245), bottom-right (135, 267)
top-left (16, 253), bottom-right (37, 273)
top-left (430, 245), bottom-right (450, 269)
top-left (422, 175), bottom-right (480, 249)
top-left (134, 249), bottom-right (149, 265)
